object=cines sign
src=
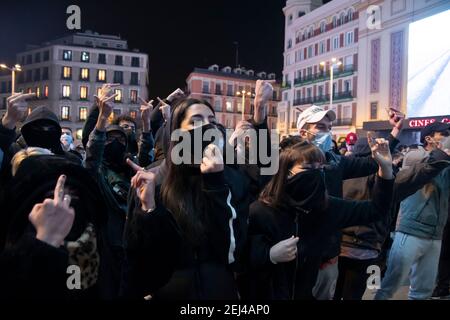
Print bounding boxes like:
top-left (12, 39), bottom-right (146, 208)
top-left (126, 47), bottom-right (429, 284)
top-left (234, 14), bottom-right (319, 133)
top-left (407, 116), bottom-right (449, 129)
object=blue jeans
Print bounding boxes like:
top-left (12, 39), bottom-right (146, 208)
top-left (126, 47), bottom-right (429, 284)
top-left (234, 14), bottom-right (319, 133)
top-left (375, 232), bottom-right (442, 300)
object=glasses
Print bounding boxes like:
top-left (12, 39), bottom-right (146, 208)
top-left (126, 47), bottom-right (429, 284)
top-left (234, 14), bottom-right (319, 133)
top-left (120, 124), bottom-right (135, 132)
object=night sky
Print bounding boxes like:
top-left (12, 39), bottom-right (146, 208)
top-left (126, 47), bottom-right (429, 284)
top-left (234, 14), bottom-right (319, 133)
top-left (0, 0), bottom-right (329, 98)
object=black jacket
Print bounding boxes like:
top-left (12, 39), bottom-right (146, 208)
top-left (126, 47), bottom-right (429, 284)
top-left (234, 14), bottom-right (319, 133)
top-left (122, 168), bottom-right (251, 300)
top-left (247, 176), bottom-right (393, 300)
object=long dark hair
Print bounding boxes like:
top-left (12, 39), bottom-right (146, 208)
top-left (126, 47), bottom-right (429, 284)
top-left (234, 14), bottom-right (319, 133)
top-left (259, 138), bottom-right (326, 209)
top-left (161, 98), bottom-right (216, 246)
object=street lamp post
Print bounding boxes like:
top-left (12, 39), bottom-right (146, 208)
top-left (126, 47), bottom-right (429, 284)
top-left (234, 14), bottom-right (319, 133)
top-left (236, 89), bottom-right (253, 120)
top-left (0, 64), bottom-right (22, 95)
top-left (320, 58), bottom-right (342, 110)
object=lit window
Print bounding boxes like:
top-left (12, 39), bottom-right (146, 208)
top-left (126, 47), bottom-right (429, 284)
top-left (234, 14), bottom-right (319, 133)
top-left (81, 51), bottom-right (90, 62)
top-left (79, 107), bottom-right (87, 121)
top-left (114, 89), bottom-right (122, 102)
top-left (80, 86), bottom-right (88, 100)
top-left (62, 66), bottom-right (72, 79)
top-left (36, 87), bottom-right (41, 98)
top-left (61, 106), bottom-right (70, 120)
top-left (27, 88), bottom-right (32, 94)
top-left (226, 101), bottom-right (233, 112)
top-left (97, 69), bottom-right (106, 82)
top-left (62, 85), bottom-right (71, 98)
top-left (63, 50), bottom-right (72, 61)
top-left (76, 129), bottom-right (83, 140)
top-left (44, 85), bottom-right (49, 98)
top-left (80, 68), bottom-right (89, 80)
top-left (97, 87), bottom-right (102, 97)
top-left (130, 90), bottom-right (138, 103)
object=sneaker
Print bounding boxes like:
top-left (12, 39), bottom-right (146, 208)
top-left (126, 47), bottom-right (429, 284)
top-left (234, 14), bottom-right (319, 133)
top-left (431, 287), bottom-right (450, 299)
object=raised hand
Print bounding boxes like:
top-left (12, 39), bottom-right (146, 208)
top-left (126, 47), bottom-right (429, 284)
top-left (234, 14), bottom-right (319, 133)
top-left (368, 132), bottom-right (393, 179)
top-left (166, 88), bottom-right (184, 103)
top-left (269, 236), bottom-right (299, 264)
top-left (2, 93), bottom-right (36, 129)
top-left (127, 158), bottom-right (156, 212)
top-left (254, 80), bottom-right (275, 124)
top-left (94, 83), bottom-right (119, 130)
top-left (200, 144), bottom-right (224, 174)
top-left (157, 97), bottom-right (171, 122)
top-left (28, 175), bottom-right (75, 247)
top-left (139, 97), bottom-right (154, 133)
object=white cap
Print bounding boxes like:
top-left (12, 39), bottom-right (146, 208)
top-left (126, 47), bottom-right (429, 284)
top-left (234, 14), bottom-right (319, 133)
top-left (296, 105), bottom-right (337, 130)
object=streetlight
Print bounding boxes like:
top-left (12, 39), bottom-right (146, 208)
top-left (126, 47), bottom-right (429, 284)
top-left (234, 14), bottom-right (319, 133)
top-left (0, 64), bottom-right (22, 94)
top-left (320, 58), bottom-right (342, 109)
top-left (236, 89), bottom-right (254, 120)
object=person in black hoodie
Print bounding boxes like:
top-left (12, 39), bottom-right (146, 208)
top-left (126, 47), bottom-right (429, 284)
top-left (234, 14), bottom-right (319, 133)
top-left (0, 155), bottom-right (115, 299)
top-left (122, 98), bottom-right (252, 300)
top-left (247, 135), bottom-right (394, 300)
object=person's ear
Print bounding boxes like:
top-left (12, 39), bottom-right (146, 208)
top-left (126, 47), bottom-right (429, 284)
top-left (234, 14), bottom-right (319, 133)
top-left (299, 129), bottom-right (307, 138)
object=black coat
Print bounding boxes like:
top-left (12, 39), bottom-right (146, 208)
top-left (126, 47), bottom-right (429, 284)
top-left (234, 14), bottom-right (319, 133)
top-left (122, 168), bottom-right (251, 300)
top-left (247, 176), bottom-right (393, 300)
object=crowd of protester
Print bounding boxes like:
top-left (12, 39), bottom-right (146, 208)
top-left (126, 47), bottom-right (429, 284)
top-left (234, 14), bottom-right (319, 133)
top-left (0, 81), bottom-right (448, 300)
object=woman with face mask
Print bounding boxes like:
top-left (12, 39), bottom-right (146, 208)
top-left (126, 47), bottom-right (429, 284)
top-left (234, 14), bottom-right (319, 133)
top-left (247, 135), bottom-right (394, 300)
top-left (122, 98), bottom-right (251, 300)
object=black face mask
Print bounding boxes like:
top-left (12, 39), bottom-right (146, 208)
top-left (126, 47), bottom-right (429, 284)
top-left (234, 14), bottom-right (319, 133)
top-left (104, 139), bottom-right (126, 166)
top-left (183, 123), bottom-right (225, 166)
top-left (285, 169), bottom-right (326, 214)
top-left (24, 126), bottom-right (61, 152)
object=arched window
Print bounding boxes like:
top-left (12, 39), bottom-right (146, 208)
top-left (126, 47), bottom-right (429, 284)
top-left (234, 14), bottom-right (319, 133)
top-left (347, 8), bottom-right (354, 22)
top-left (320, 21), bottom-right (326, 33)
top-left (309, 26), bottom-right (314, 37)
top-left (287, 39), bottom-right (292, 49)
top-left (333, 16), bottom-right (338, 28)
top-left (298, 11), bottom-right (305, 18)
top-left (340, 12), bottom-right (345, 25)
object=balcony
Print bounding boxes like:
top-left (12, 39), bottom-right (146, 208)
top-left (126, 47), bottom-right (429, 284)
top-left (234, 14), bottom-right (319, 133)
top-left (293, 91), bottom-right (353, 106)
top-left (281, 81), bottom-right (292, 90)
top-left (294, 65), bottom-right (355, 87)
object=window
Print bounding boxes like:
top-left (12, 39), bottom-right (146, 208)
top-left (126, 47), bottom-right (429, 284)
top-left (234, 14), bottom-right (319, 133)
top-left (62, 66), bottom-right (72, 79)
top-left (348, 9), bottom-right (354, 22)
top-left (43, 67), bottom-right (49, 80)
top-left (43, 51), bottom-right (49, 61)
top-left (114, 71), bottom-right (123, 84)
top-left (0, 82), bottom-right (6, 94)
top-left (287, 39), bottom-right (292, 49)
top-left (81, 51), bottom-right (90, 62)
top-left (333, 36), bottom-right (339, 50)
top-left (115, 55), bottom-right (123, 66)
top-left (27, 88), bottom-right (32, 94)
top-left (226, 101), bottom-right (233, 112)
top-left (308, 45), bottom-right (313, 58)
top-left (114, 89), bottom-right (122, 102)
top-left (34, 69), bottom-right (41, 81)
top-left (80, 68), bottom-right (89, 81)
top-left (227, 84), bottom-right (233, 96)
top-left (61, 106), bottom-right (70, 120)
top-left (35, 52), bottom-right (41, 63)
top-left (237, 102), bottom-right (242, 112)
top-left (26, 70), bottom-right (32, 82)
top-left (215, 83), bottom-right (222, 95)
top-left (96, 87), bottom-right (102, 97)
top-left (130, 90), bottom-right (138, 103)
top-left (318, 86), bottom-right (324, 97)
top-left (214, 99), bottom-right (222, 112)
top-left (79, 107), bottom-right (87, 121)
top-left (63, 50), bottom-right (72, 61)
top-left (26, 54), bottom-right (32, 64)
top-left (76, 129), bottom-right (83, 140)
top-left (298, 11), bottom-right (305, 18)
top-left (98, 54), bottom-right (106, 64)
top-left (320, 21), bottom-right (326, 33)
top-left (343, 105), bottom-right (352, 121)
top-left (130, 72), bottom-right (139, 85)
top-left (319, 41), bottom-right (325, 54)
top-left (333, 16), bottom-right (338, 28)
top-left (44, 85), bottom-right (49, 98)
top-left (370, 102), bottom-right (378, 120)
top-left (344, 80), bottom-right (351, 92)
top-left (288, 14), bottom-right (293, 25)
top-left (202, 81), bottom-right (210, 94)
top-left (131, 57), bottom-right (140, 67)
top-left (332, 83), bottom-right (337, 97)
top-left (36, 87), bottom-right (41, 98)
top-left (97, 69), bottom-right (106, 82)
top-left (345, 31), bottom-right (354, 46)
top-left (306, 88), bottom-right (312, 98)
top-left (340, 12), bottom-right (346, 25)
top-left (80, 86), bottom-right (88, 100)
top-left (62, 85), bottom-right (71, 98)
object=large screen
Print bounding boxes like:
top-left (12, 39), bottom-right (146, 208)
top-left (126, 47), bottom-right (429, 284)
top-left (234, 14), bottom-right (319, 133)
top-left (407, 9), bottom-right (450, 117)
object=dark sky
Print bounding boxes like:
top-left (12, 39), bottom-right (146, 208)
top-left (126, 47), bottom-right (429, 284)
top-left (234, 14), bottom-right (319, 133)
top-left (0, 0), bottom-right (291, 97)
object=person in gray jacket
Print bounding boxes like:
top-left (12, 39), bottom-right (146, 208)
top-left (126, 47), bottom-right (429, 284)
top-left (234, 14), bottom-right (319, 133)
top-left (375, 122), bottom-right (450, 300)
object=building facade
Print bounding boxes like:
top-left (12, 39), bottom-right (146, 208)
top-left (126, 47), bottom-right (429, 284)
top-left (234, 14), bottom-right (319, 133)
top-left (2, 31), bottom-right (149, 140)
top-left (280, 0), bottom-right (450, 140)
top-left (0, 71), bottom-right (12, 115)
top-left (186, 65), bottom-right (281, 130)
